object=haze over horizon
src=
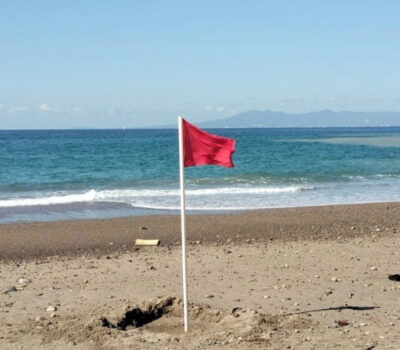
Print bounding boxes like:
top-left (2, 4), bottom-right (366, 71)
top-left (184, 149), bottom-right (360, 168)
top-left (1, 1), bottom-right (400, 129)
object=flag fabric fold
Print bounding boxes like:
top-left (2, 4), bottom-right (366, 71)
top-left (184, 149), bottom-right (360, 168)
top-left (182, 119), bottom-right (235, 168)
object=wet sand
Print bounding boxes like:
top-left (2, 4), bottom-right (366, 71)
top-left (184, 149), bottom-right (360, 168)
top-left (1, 202), bottom-right (400, 349)
top-left (1, 202), bottom-right (400, 260)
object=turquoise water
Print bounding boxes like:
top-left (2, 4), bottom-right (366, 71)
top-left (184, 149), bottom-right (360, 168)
top-left (1, 127), bottom-right (400, 223)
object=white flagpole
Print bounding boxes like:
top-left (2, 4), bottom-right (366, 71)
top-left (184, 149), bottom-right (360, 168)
top-left (178, 116), bottom-right (189, 332)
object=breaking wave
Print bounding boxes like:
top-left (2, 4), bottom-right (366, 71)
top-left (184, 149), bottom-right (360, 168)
top-left (0, 185), bottom-right (314, 208)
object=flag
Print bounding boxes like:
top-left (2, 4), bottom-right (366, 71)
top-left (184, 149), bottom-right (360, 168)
top-left (182, 119), bottom-right (235, 168)
top-left (177, 116), bottom-right (235, 332)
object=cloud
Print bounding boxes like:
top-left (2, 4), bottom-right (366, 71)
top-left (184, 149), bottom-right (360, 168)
top-left (72, 106), bottom-right (84, 113)
top-left (38, 103), bottom-right (51, 112)
top-left (8, 106), bottom-right (28, 114)
top-left (204, 105), bottom-right (226, 112)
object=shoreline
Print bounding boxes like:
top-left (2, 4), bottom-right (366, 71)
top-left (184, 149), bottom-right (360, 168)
top-left (1, 201), bottom-right (399, 261)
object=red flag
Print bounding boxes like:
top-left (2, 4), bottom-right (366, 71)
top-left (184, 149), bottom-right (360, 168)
top-left (182, 119), bottom-right (235, 168)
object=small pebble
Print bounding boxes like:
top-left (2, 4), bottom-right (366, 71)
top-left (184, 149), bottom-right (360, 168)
top-left (35, 316), bottom-right (45, 322)
top-left (17, 277), bottom-right (31, 285)
top-left (336, 320), bottom-right (349, 327)
top-left (3, 286), bottom-right (17, 294)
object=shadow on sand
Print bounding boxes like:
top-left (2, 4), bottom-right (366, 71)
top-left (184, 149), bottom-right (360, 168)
top-left (284, 305), bottom-right (379, 316)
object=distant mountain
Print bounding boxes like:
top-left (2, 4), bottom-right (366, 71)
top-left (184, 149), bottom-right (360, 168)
top-left (197, 110), bottom-right (400, 128)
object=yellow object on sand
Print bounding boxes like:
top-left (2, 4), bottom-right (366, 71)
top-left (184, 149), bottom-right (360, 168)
top-left (135, 239), bottom-right (160, 246)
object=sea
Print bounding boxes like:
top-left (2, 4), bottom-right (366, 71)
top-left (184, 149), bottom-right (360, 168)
top-left (1, 127), bottom-right (400, 223)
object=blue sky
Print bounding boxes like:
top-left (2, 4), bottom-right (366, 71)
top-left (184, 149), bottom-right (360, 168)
top-left (1, 1), bottom-right (399, 128)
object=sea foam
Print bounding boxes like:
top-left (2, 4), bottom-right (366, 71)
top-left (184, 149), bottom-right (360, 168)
top-left (0, 186), bottom-right (312, 208)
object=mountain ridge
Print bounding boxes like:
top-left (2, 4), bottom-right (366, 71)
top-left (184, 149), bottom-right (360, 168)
top-left (195, 109), bottom-right (400, 128)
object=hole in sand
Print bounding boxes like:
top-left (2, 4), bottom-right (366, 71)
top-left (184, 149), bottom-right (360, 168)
top-left (42, 297), bottom-right (315, 347)
top-left (101, 297), bottom-right (177, 330)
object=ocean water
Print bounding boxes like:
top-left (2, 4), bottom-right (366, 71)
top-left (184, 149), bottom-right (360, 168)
top-left (1, 127), bottom-right (400, 223)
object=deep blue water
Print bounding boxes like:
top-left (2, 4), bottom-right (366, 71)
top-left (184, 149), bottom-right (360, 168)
top-left (1, 127), bottom-right (400, 223)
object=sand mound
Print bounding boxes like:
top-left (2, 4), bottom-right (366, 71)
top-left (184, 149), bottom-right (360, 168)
top-left (33, 297), bottom-right (313, 349)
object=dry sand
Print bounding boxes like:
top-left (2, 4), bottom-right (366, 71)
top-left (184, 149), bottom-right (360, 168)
top-left (1, 202), bottom-right (400, 349)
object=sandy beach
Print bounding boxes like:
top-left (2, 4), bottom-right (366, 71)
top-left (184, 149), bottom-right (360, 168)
top-left (1, 202), bottom-right (400, 349)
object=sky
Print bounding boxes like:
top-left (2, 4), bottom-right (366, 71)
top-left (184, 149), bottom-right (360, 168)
top-left (1, 0), bottom-right (400, 129)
